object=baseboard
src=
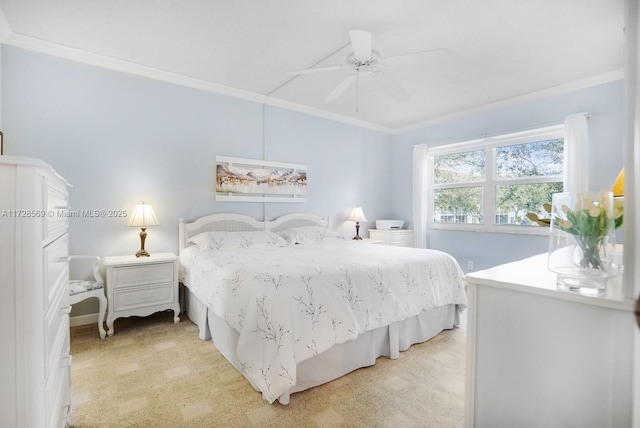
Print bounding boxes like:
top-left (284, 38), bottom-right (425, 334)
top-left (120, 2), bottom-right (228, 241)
top-left (70, 313), bottom-right (99, 327)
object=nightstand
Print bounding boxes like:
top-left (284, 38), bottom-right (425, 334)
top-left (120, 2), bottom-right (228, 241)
top-left (103, 252), bottom-right (180, 336)
top-left (358, 238), bottom-right (384, 244)
top-left (368, 229), bottom-right (414, 247)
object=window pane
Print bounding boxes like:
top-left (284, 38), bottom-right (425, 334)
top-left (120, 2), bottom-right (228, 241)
top-left (495, 182), bottom-right (563, 225)
top-left (496, 139), bottom-right (563, 179)
top-left (433, 187), bottom-right (483, 224)
top-left (434, 150), bottom-right (485, 184)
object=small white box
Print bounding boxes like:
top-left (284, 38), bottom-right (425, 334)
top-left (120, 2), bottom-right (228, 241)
top-left (375, 220), bottom-right (404, 230)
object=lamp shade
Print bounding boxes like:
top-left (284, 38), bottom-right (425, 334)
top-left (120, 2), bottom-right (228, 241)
top-left (348, 206), bottom-right (368, 223)
top-left (127, 202), bottom-right (159, 227)
top-left (611, 168), bottom-right (624, 197)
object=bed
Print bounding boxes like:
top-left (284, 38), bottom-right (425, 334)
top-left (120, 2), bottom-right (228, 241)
top-left (178, 212), bottom-right (467, 404)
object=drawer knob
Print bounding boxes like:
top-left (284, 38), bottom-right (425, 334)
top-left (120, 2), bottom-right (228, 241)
top-left (60, 355), bottom-right (72, 368)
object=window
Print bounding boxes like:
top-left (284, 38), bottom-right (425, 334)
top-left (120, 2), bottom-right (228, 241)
top-left (428, 125), bottom-right (565, 234)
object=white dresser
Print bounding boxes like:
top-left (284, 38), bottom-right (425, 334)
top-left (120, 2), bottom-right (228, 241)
top-left (0, 156), bottom-right (72, 428)
top-left (368, 229), bottom-right (414, 247)
top-left (103, 253), bottom-right (180, 335)
top-left (464, 253), bottom-right (634, 428)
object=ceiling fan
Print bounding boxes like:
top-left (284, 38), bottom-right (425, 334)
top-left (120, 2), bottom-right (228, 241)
top-left (285, 29), bottom-right (445, 106)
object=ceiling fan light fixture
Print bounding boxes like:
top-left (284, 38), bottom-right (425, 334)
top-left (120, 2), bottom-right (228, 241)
top-left (347, 51), bottom-right (381, 70)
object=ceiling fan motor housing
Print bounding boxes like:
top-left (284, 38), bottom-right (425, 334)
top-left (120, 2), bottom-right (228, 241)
top-left (348, 51), bottom-right (381, 74)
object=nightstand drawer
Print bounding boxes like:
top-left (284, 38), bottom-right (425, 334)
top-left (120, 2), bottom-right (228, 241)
top-left (111, 263), bottom-right (174, 288)
top-left (368, 229), bottom-right (414, 247)
top-left (113, 283), bottom-right (175, 311)
top-left (392, 234), bottom-right (414, 246)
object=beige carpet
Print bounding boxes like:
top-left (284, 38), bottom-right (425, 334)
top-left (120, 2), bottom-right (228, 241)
top-left (69, 311), bottom-right (466, 428)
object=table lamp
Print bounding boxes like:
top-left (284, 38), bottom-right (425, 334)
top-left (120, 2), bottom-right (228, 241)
top-left (348, 206), bottom-right (367, 240)
top-left (127, 202), bottom-right (159, 257)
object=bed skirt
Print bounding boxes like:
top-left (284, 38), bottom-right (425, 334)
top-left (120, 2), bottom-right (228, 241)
top-left (184, 286), bottom-right (459, 404)
top-left (183, 286), bottom-right (211, 340)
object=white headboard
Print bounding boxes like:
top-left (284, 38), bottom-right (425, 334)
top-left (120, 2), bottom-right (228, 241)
top-left (178, 212), bottom-right (330, 253)
top-left (265, 213), bottom-right (330, 234)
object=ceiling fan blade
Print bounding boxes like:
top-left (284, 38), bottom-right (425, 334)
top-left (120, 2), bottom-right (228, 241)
top-left (325, 74), bottom-right (357, 102)
top-left (285, 64), bottom-right (348, 76)
top-left (349, 29), bottom-right (372, 61)
top-left (373, 71), bottom-right (410, 102)
top-left (383, 48), bottom-right (448, 64)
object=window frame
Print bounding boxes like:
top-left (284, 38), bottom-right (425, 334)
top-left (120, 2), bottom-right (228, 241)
top-left (427, 124), bottom-right (564, 235)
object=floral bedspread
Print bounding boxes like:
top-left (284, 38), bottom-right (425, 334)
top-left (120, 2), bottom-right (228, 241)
top-left (180, 240), bottom-right (467, 403)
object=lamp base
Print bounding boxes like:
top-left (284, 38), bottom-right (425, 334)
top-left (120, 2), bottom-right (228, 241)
top-left (352, 222), bottom-right (362, 240)
top-left (135, 249), bottom-right (150, 258)
top-left (135, 227), bottom-right (150, 257)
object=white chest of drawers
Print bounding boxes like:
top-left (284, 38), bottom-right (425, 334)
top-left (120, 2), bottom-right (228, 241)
top-left (0, 156), bottom-right (72, 428)
top-left (103, 252), bottom-right (180, 335)
top-left (368, 229), bottom-right (414, 247)
top-left (464, 254), bottom-right (634, 427)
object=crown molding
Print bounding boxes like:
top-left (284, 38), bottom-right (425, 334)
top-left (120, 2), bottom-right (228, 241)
top-left (392, 69), bottom-right (624, 135)
top-left (2, 32), bottom-right (392, 134)
top-left (1, 31), bottom-right (621, 136)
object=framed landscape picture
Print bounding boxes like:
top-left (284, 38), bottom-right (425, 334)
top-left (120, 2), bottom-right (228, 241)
top-left (215, 156), bottom-right (307, 203)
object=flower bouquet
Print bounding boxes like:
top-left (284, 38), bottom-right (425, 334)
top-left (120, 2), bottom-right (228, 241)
top-left (527, 199), bottom-right (623, 230)
top-left (547, 190), bottom-right (621, 295)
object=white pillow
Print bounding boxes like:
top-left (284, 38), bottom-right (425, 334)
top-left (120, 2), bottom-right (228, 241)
top-left (187, 231), bottom-right (287, 250)
top-left (278, 226), bottom-right (342, 244)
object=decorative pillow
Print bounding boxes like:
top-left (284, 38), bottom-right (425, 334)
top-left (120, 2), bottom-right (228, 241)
top-left (187, 231), bottom-right (288, 250)
top-left (278, 226), bottom-right (343, 244)
top-left (69, 280), bottom-right (103, 295)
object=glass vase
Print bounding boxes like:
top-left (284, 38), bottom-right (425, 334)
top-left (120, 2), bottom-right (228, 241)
top-left (547, 190), bottom-right (619, 296)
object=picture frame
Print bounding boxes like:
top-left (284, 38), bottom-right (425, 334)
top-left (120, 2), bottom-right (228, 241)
top-left (0, 131), bottom-right (3, 155)
top-left (215, 156), bottom-right (307, 203)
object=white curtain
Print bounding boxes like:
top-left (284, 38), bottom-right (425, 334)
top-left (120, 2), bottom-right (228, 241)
top-left (563, 113), bottom-right (589, 192)
top-left (412, 145), bottom-right (429, 248)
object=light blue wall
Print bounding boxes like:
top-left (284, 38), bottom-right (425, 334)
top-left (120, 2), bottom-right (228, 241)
top-left (1, 44), bottom-right (625, 313)
top-left (1, 46), bottom-right (392, 259)
top-left (390, 80), bottom-right (625, 272)
top-left (261, 106), bottom-right (391, 232)
top-left (1, 46), bottom-right (393, 317)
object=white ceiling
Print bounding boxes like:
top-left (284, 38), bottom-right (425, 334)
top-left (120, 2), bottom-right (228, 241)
top-left (0, 0), bottom-right (625, 133)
